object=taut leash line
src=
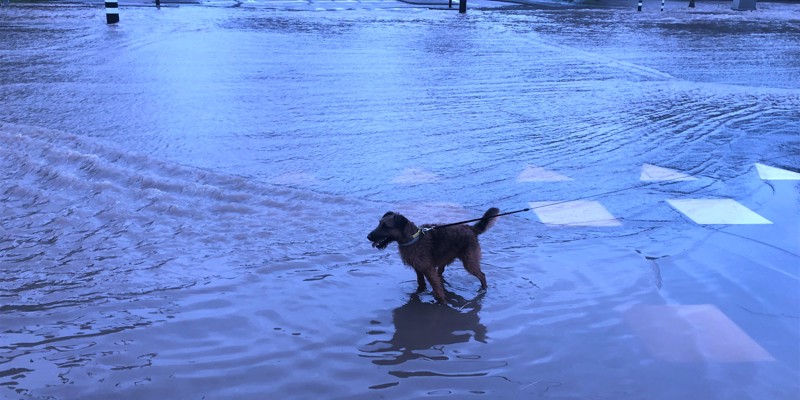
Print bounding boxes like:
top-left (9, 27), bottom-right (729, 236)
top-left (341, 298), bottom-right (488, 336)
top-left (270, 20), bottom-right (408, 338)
top-left (423, 208), bottom-right (530, 233)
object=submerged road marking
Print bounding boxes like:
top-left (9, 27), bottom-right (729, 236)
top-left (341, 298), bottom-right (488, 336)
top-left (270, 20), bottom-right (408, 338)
top-left (269, 172), bottom-right (319, 186)
top-left (666, 199), bottom-right (772, 225)
top-left (755, 163), bottom-right (800, 180)
top-left (529, 201), bottom-right (621, 227)
top-left (623, 305), bottom-right (774, 363)
top-left (517, 165), bottom-right (572, 182)
top-left (391, 168), bottom-right (442, 184)
top-left (640, 164), bottom-right (696, 182)
top-left (394, 202), bottom-right (467, 223)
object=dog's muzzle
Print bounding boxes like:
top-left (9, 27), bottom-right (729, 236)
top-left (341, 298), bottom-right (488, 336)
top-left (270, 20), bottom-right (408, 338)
top-left (367, 233), bottom-right (391, 250)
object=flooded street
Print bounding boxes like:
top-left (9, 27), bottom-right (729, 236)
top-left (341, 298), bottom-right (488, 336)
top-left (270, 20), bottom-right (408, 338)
top-left (1, 1), bottom-right (799, 399)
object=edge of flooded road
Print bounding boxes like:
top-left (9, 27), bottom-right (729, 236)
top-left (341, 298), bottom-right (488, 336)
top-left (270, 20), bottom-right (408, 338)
top-left (5, 0), bottom-right (798, 11)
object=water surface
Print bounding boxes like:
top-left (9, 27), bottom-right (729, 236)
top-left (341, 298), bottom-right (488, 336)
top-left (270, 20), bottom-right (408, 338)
top-left (1, 2), bottom-right (799, 399)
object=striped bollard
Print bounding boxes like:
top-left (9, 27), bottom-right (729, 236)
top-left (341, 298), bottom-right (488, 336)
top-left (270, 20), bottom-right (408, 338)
top-left (637, 0), bottom-right (642, 11)
top-left (106, 0), bottom-right (119, 24)
top-left (661, 0), bottom-right (664, 11)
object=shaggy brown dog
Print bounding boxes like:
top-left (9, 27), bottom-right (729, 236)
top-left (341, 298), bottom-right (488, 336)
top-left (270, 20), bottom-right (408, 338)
top-left (367, 208), bottom-right (500, 304)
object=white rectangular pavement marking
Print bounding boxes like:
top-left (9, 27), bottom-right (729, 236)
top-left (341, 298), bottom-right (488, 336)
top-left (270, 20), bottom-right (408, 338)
top-left (755, 163), bottom-right (800, 180)
top-left (517, 166), bottom-right (572, 182)
top-left (666, 199), bottom-right (772, 225)
top-left (624, 305), bottom-right (774, 363)
top-left (640, 163), bottom-right (696, 181)
top-left (391, 168), bottom-right (441, 184)
top-left (529, 200), bottom-right (621, 227)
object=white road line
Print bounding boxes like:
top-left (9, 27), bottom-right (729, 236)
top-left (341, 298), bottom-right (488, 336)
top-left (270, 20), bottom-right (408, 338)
top-left (623, 305), bottom-right (774, 363)
top-left (517, 165), bottom-right (572, 182)
top-left (755, 163), bottom-right (800, 180)
top-left (666, 199), bottom-right (772, 225)
top-left (529, 200), bottom-right (621, 227)
top-left (640, 163), bottom-right (696, 182)
top-left (391, 168), bottom-right (441, 184)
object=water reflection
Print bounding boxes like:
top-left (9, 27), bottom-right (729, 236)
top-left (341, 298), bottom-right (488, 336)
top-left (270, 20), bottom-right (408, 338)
top-left (3, 4), bottom-right (799, 398)
top-left (363, 290), bottom-right (486, 367)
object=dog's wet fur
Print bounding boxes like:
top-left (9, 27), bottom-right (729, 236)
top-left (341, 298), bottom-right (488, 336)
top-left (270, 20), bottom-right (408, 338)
top-left (367, 208), bottom-right (500, 304)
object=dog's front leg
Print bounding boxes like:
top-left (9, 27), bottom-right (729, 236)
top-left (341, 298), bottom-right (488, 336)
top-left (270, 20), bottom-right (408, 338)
top-left (415, 271), bottom-right (427, 292)
top-left (424, 270), bottom-right (447, 304)
top-left (437, 265), bottom-right (448, 286)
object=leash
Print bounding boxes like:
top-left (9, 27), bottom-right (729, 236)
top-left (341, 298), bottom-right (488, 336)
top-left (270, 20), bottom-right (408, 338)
top-left (420, 208), bottom-right (531, 234)
top-left (415, 173), bottom-right (692, 237)
top-left (415, 174), bottom-right (694, 236)
top-left (405, 161), bottom-right (789, 241)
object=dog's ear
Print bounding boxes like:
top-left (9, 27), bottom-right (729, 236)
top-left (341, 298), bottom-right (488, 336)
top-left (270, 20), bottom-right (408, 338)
top-left (392, 213), bottom-right (408, 230)
top-left (382, 211), bottom-right (395, 218)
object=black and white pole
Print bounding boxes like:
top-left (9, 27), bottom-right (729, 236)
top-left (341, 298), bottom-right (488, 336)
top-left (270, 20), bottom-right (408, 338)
top-left (661, 0), bottom-right (664, 11)
top-left (105, 0), bottom-right (119, 24)
top-left (637, 0), bottom-right (642, 11)
top-left (689, 0), bottom-right (695, 7)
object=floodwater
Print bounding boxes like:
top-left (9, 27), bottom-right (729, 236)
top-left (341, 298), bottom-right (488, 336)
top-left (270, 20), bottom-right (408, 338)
top-left (1, 1), bottom-right (799, 399)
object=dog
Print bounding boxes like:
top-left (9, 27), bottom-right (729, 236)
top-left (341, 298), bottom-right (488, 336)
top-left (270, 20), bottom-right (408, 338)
top-left (367, 207), bottom-right (500, 304)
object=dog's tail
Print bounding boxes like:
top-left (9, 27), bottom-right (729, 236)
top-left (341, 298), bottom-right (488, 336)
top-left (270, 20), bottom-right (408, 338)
top-left (472, 207), bottom-right (500, 235)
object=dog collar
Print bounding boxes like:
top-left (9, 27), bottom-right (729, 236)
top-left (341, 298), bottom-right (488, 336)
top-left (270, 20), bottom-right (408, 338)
top-left (398, 229), bottom-right (422, 247)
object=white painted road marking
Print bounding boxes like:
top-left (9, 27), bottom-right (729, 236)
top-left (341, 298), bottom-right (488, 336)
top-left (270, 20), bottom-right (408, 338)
top-left (517, 165), bottom-right (572, 182)
top-left (624, 305), bottom-right (774, 363)
top-left (666, 199), bottom-right (772, 225)
top-left (391, 168), bottom-right (441, 184)
top-left (640, 164), bottom-right (696, 182)
top-left (529, 200), bottom-right (621, 227)
top-left (755, 163), bottom-right (800, 180)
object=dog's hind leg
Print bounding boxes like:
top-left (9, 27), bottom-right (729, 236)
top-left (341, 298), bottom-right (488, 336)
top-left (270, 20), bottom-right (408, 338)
top-left (461, 252), bottom-right (487, 290)
top-left (416, 271), bottom-right (427, 292)
top-left (424, 270), bottom-right (447, 304)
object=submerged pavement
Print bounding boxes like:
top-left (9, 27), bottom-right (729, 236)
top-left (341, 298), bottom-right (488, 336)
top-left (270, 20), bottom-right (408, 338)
top-left (1, 1), bottom-right (799, 399)
top-left (10, 0), bottom-right (785, 12)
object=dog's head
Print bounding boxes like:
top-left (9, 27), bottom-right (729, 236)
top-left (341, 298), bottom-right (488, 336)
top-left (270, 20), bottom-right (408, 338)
top-left (367, 211), bottom-right (417, 250)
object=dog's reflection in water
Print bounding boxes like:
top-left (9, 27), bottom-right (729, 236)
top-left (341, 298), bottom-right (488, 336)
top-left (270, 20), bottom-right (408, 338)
top-left (362, 290), bottom-right (487, 366)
